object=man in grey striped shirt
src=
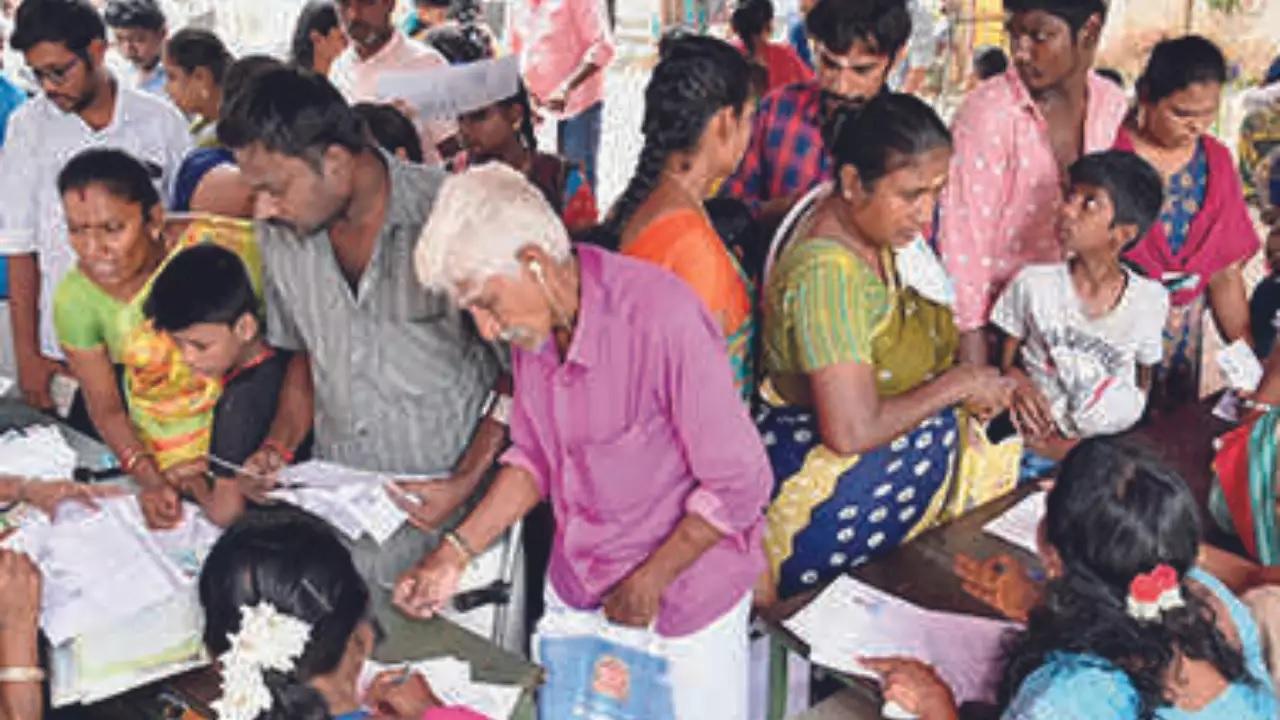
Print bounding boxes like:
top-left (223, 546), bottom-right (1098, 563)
top-left (217, 65), bottom-right (507, 526)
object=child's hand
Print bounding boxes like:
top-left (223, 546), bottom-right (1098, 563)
top-left (1007, 368), bottom-right (1055, 439)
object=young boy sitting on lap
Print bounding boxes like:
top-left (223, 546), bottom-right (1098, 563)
top-left (144, 244), bottom-right (294, 524)
top-left (991, 151), bottom-right (1169, 462)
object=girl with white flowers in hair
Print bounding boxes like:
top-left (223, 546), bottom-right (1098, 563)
top-left (863, 437), bottom-right (1278, 719)
top-left (197, 506), bottom-right (485, 720)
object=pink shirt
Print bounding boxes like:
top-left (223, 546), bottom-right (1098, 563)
top-left (501, 245), bottom-right (770, 637)
top-left (329, 32), bottom-right (458, 165)
top-left (938, 69), bottom-right (1128, 331)
top-left (508, 0), bottom-right (616, 119)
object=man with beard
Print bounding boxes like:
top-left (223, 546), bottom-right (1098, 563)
top-left (936, 0), bottom-right (1127, 364)
top-left (720, 0), bottom-right (910, 228)
top-left (328, 0), bottom-right (459, 166)
top-left (102, 0), bottom-right (166, 96)
top-left (220, 67), bottom-right (506, 535)
top-left (0, 0), bottom-right (189, 417)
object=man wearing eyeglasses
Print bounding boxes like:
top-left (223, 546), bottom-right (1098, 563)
top-left (0, 0), bottom-right (189, 421)
top-left (720, 0), bottom-right (911, 229)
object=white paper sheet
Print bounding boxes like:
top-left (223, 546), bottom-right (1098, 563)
top-left (375, 55), bottom-right (521, 120)
top-left (1217, 339), bottom-right (1265, 393)
top-left (270, 461), bottom-right (420, 545)
top-left (361, 657), bottom-right (523, 719)
top-left (0, 424), bottom-right (78, 479)
top-left (981, 491), bottom-right (1047, 556)
top-left (785, 576), bottom-right (1018, 704)
top-left (17, 499), bottom-right (187, 644)
top-left (12, 499), bottom-right (220, 706)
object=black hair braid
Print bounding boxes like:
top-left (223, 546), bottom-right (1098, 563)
top-left (599, 35), bottom-right (751, 247)
top-left (510, 84), bottom-right (539, 153)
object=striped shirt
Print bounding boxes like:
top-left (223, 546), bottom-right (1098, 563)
top-left (258, 155), bottom-right (501, 474)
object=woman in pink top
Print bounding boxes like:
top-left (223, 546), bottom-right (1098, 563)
top-left (731, 0), bottom-right (813, 95)
top-left (1117, 36), bottom-right (1261, 409)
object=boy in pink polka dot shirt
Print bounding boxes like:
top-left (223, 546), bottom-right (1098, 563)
top-left (937, 0), bottom-right (1128, 363)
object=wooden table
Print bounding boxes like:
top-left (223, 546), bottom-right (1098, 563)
top-left (757, 397), bottom-right (1231, 720)
top-left (0, 399), bottom-right (541, 719)
top-left (759, 487), bottom-right (1039, 720)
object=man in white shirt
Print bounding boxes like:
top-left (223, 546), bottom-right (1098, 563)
top-left (102, 0), bottom-right (167, 96)
top-left (329, 0), bottom-right (459, 166)
top-left (2, 0), bottom-right (190, 414)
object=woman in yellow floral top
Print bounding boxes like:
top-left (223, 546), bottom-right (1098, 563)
top-left (52, 148), bottom-right (260, 529)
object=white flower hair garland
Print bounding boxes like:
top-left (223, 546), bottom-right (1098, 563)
top-left (210, 603), bottom-right (313, 720)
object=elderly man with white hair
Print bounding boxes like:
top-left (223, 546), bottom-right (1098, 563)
top-left (397, 163), bottom-right (771, 719)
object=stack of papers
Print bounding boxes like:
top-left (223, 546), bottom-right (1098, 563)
top-left (5, 498), bottom-right (219, 706)
top-left (982, 492), bottom-right (1047, 556)
top-left (785, 576), bottom-right (1018, 704)
top-left (377, 55), bottom-right (520, 120)
top-left (361, 657), bottom-right (523, 719)
top-left (269, 461), bottom-right (418, 544)
top-left (0, 425), bottom-right (78, 479)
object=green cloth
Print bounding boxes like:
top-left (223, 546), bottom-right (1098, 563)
top-left (765, 238), bottom-right (888, 373)
top-left (763, 237), bottom-right (958, 397)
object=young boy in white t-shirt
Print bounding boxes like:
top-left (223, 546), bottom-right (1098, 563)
top-left (991, 151), bottom-right (1169, 461)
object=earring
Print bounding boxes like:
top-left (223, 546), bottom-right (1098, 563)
top-left (529, 261), bottom-right (544, 281)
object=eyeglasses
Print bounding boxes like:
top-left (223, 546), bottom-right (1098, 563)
top-left (29, 56), bottom-right (80, 86)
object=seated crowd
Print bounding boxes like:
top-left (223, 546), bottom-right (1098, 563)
top-left (1, 0), bottom-right (1280, 718)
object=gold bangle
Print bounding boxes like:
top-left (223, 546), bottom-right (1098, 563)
top-left (0, 666), bottom-right (45, 683)
top-left (442, 530), bottom-right (477, 564)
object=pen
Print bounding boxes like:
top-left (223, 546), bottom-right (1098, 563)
top-left (206, 455), bottom-right (309, 489)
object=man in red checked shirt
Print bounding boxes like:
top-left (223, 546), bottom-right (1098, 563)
top-left (720, 0), bottom-right (911, 229)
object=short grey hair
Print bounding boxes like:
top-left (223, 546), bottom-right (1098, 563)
top-left (415, 163), bottom-right (572, 298)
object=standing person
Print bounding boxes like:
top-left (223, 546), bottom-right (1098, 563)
top-left (719, 0), bottom-right (911, 227)
top-left (992, 151), bottom-right (1168, 461)
top-left (1239, 55), bottom-right (1280, 207)
top-left (508, 0), bottom-right (616, 192)
top-left (53, 149), bottom-right (261, 529)
top-left (1, 0), bottom-right (190, 418)
top-left (936, 0), bottom-right (1127, 365)
top-left (786, 0), bottom-right (816, 69)
top-left (163, 28), bottom-right (232, 148)
top-left (404, 0), bottom-right (452, 41)
top-left (102, 0), bottom-right (166, 96)
top-left (400, 163), bottom-right (772, 720)
top-left (610, 35), bottom-right (757, 400)
top-left (730, 0), bottom-right (812, 96)
top-left (1117, 36), bottom-right (1260, 409)
top-left (290, 1), bottom-right (347, 77)
top-left (456, 85), bottom-right (598, 236)
top-left (0, 18), bottom-right (25, 384)
top-left (328, 0), bottom-right (459, 165)
top-left (218, 67), bottom-right (505, 531)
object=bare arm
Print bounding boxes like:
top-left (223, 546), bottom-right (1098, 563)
top-left (62, 345), bottom-right (165, 489)
top-left (0, 551), bottom-right (42, 720)
top-left (1207, 263), bottom-right (1251, 346)
top-left (958, 329), bottom-right (990, 366)
top-left (810, 361), bottom-right (982, 455)
top-left (9, 254), bottom-right (55, 410)
top-left (260, 351), bottom-right (314, 455)
top-left (241, 352), bottom-right (314, 489)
